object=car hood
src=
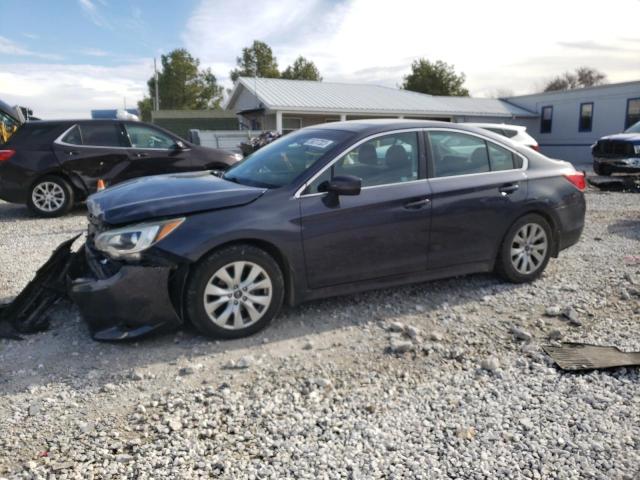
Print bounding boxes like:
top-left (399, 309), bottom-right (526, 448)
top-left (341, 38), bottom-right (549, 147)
top-left (599, 133), bottom-right (640, 143)
top-left (87, 171), bottom-right (266, 225)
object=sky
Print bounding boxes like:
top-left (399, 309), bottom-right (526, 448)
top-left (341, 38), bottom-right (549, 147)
top-left (0, 0), bottom-right (639, 118)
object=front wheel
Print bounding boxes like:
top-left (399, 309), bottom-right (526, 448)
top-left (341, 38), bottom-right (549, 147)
top-left (27, 175), bottom-right (74, 217)
top-left (496, 214), bottom-right (552, 283)
top-left (185, 245), bottom-right (285, 339)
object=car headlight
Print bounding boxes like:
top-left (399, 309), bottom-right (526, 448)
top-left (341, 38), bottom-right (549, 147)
top-left (94, 218), bottom-right (184, 259)
top-left (634, 145), bottom-right (640, 155)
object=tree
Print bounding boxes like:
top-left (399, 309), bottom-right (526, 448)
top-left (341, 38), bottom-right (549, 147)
top-left (281, 56), bottom-right (322, 81)
top-left (137, 48), bottom-right (224, 121)
top-left (230, 40), bottom-right (280, 82)
top-left (543, 66), bottom-right (607, 92)
top-left (402, 59), bottom-right (469, 96)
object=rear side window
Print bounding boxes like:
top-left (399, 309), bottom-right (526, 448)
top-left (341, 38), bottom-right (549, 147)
top-left (429, 131), bottom-right (489, 177)
top-left (488, 142), bottom-right (516, 171)
top-left (62, 125), bottom-right (82, 145)
top-left (80, 123), bottom-right (129, 147)
top-left (501, 128), bottom-right (519, 138)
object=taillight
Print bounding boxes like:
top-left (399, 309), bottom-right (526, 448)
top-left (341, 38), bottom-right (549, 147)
top-left (530, 145), bottom-right (541, 152)
top-left (0, 149), bottom-right (16, 161)
top-left (564, 172), bottom-right (586, 191)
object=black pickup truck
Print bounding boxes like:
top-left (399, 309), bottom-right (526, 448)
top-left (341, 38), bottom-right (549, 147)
top-left (592, 121), bottom-right (640, 175)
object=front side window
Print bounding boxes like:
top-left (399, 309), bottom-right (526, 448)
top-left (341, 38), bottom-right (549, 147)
top-left (80, 123), bottom-right (128, 147)
top-left (540, 106), bottom-right (553, 134)
top-left (625, 98), bottom-right (640, 129)
top-left (429, 131), bottom-right (489, 177)
top-left (223, 128), bottom-right (352, 188)
top-left (579, 103), bottom-right (593, 132)
top-left (305, 131), bottom-right (419, 193)
top-left (125, 124), bottom-right (175, 149)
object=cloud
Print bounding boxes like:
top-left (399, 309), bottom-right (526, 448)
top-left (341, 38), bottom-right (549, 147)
top-left (0, 36), bottom-right (62, 60)
top-left (80, 48), bottom-right (111, 57)
top-left (0, 61), bottom-right (152, 118)
top-left (184, 0), bottom-right (640, 95)
top-left (78, 0), bottom-right (110, 28)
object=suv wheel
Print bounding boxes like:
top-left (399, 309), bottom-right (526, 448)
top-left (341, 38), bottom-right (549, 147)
top-left (496, 214), bottom-right (552, 283)
top-left (27, 175), bottom-right (74, 217)
top-left (185, 245), bottom-right (285, 339)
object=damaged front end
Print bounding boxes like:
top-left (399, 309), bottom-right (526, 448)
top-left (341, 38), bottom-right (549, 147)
top-left (67, 215), bottom-right (189, 341)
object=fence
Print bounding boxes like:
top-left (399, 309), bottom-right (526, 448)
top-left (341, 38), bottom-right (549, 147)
top-left (189, 130), bottom-right (263, 153)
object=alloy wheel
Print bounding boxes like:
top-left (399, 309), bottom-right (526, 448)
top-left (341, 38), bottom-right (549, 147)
top-left (510, 223), bottom-right (548, 275)
top-left (32, 181), bottom-right (66, 212)
top-left (202, 261), bottom-right (273, 330)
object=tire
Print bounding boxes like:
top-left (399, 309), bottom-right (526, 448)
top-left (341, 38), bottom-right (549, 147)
top-left (495, 214), bottom-right (553, 283)
top-left (27, 175), bottom-right (74, 217)
top-left (185, 244), bottom-right (285, 339)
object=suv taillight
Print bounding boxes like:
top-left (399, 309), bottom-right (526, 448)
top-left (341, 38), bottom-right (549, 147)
top-left (564, 172), bottom-right (586, 191)
top-left (0, 149), bottom-right (15, 161)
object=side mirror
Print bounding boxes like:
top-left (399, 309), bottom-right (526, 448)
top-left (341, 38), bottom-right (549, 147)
top-left (321, 175), bottom-right (361, 207)
top-left (326, 175), bottom-right (361, 196)
top-left (172, 141), bottom-right (186, 151)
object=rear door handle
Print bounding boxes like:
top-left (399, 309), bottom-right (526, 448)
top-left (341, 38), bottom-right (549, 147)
top-left (499, 183), bottom-right (519, 195)
top-left (135, 152), bottom-right (149, 158)
top-left (66, 150), bottom-right (79, 156)
top-left (404, 197), bottom-right (431, 209)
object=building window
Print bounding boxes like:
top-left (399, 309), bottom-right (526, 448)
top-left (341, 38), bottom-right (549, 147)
top-left (540, 106), bottom-right (553, 134)
top-left (625, 98), bottom-right (640, 129)
top-left (282, 117), bottom-right (302, 134)
top-left (579, 102), bottom-right (593, 132)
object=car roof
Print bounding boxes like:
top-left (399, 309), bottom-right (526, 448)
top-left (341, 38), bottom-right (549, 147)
top-left (311, 119), bottom-right (491, 135)
top-left (462, 122), bottom-right (525, 131)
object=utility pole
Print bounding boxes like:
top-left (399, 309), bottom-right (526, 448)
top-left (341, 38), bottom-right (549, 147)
top-left (154, 57), bottom-right (160, 111)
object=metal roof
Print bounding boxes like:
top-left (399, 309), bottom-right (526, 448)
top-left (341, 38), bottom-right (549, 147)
top-left (226, 77), bottom-right (537, 118)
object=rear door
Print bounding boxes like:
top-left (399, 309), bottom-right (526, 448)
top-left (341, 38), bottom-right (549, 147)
top-left (53, 122), bottom-right (130, 192)
top-left (121, 123), bottom-right (193, 181)
top-left (299, 130), bottom-right (432, 288)
top-left (426, 129), bottom-right (528, 270)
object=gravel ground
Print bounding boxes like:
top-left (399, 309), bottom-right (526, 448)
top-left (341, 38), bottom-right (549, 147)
top-left (0, 190), bottom-right (639, 479)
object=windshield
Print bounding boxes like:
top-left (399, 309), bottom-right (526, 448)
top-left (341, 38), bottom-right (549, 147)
top-left (0, 110), bottom-right (20, 144)
top-left (223, 129), bottom-right (352, 188)
top-left (625, 121), bottom-right (640, 134)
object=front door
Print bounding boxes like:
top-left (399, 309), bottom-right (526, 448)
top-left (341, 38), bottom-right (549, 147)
top-left (425, 129), bottom-right (528, 269)
top-left (299, 131), bottom-right (431, 289)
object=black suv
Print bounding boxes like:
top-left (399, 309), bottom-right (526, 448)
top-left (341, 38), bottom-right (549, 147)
top-left (592, 121), bottom-right (640, 176)
top-left (0, 119), bottom-right (241, 216)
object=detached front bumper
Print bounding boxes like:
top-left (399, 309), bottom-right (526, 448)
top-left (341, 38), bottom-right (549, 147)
top-left (68, 245), bottom-right (184, 341)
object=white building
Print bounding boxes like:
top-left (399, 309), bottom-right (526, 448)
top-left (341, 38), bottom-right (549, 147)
top-left (224, 76), bottom-right (536, 132)
top-left (225, 77), bottom-right (640, 166)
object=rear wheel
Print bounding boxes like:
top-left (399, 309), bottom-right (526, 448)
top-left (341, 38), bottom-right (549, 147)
top-left (185, 245), bottom-right (284, 339)
top-left (496, 214), bottom-right (552, 283)
top-left (27, 175), bottom-right (74, 217)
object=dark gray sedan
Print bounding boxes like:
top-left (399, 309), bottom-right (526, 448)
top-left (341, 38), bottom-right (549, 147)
top-left (69, 120), bottom-right (586, 340)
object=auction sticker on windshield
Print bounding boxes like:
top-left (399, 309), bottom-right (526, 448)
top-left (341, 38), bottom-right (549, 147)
top-left (303, 138), bottom-right (334, 149)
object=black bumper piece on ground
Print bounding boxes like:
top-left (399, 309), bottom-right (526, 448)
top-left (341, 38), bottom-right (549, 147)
top-left (0, 234), bottom-right (80, 339)
top-left (68, 246), bottom-right (183, 341)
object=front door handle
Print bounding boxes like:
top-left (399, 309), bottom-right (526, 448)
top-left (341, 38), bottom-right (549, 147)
top-left (404, 198), bottom-right (431, 209)
top-left (66, 150), bottom-right (79, 156)
top-left (135, 152), bottom-right (149, 158)
top-left (499, 183), bottom-right (519, 195)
